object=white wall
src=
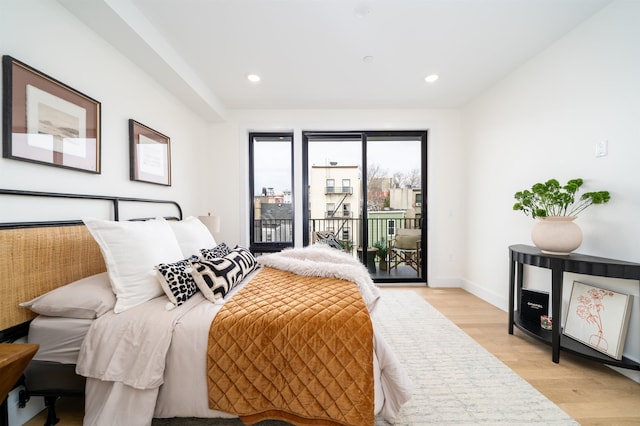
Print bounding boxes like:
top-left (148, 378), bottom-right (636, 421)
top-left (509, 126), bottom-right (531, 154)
top-left (462, 1), bottom-right (640, 372)
top-left (205, 108), bottom-right (466, 285)
top-left (0, 0), bottom-right (211, 219)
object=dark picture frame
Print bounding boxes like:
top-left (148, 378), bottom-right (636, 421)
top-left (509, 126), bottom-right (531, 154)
top-left (129, 119), bottom-right (171, 186)
top-left (2, 55), bottom-right (101, 173)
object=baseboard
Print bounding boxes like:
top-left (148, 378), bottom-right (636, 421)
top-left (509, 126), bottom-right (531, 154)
top-left (608, 365), bottom-right (640, 384)
top-left (460, 278), bottom-right (508, 312)
top-left (427, 276), bottom-right (510, 312)
top-left (6, 386), bottom-right (45, 426)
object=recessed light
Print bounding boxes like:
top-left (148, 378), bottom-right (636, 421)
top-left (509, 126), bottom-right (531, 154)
top-left (363, 55), bottom-right (374, 63)
top-left (247, 74), bottom-right (261, 83)
top-left (425, 74), bottom-right (439, 83)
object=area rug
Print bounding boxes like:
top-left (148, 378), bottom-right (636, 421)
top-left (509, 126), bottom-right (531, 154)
top-left (153, 290), bottom-right (577, 425)
top-left (371, 290), bottom-right (577, 425)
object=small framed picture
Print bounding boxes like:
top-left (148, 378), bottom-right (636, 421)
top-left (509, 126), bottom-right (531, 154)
top-left (129, 120), bottom-right (171, 186)
top-left (2, 55), bottom-right (101, 173)
top-left (563, 281), bottom-right (633, 360)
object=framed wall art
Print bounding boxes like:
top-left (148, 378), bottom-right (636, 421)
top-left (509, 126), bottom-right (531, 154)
top-left (2, 55), bottom-right (101, 173)
top-left (563, 281), bottom-right (633, 360)
top-left (129, 119), bottom-right (171, 186)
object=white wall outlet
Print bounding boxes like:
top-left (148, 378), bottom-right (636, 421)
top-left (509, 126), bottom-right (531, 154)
top-left (595, 140), bottom-right (608, 157)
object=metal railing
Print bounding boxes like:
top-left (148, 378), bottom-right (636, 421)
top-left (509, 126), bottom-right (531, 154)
top-left (310, 217), bottom-right (421, 250)
top-left (252, 218), bottom-right (293, 243)
top-left (252, 217), bottom-right (421, 248)
top-left (325, 186), bottom-right (353, 194)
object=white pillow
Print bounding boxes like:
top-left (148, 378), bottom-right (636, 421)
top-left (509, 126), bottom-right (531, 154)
top-left (168, 216), bottom-right (216, 257)
top-left (83, 217), bottom-right (184, 313)
top-left (20, 272), bottom-right (115, 319)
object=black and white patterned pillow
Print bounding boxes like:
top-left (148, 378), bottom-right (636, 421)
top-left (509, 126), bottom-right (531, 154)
top-left (200, 243), bottom-right (231, 261)
top-left (156, 255), bottom-right (199, 309)
top-left (229, 246), bottom-right (259, 274)
top-left (190, 247), bottom-right (259, 303)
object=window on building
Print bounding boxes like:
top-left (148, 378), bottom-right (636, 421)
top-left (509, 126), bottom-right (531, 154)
top-left (388, 219), bottom-right (396, 236)
top-left (326, 179), bottom-right (335, 193)
top-left (342, 179), bottom-right (351, 193)
top-left (326, 203), bottom-right (335, 217)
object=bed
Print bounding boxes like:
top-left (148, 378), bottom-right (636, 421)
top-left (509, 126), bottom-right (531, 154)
top-left (0, 189), bottom-right (411, 426)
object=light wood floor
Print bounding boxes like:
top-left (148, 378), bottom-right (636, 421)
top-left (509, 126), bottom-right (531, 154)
top-left (25, 287), bottom-right (640, 426)
top-left (411, 287), bottom-right (640, 426)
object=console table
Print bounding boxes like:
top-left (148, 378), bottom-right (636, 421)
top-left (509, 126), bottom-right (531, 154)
top-left (508, 244), bottom-right (640, 370)
top-left (1, 343), bottom-right (39, 426)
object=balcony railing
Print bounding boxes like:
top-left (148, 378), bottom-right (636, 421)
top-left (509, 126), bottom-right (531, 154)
top-left (310, 217), bottom-right (421, 250)
top-left (253, 217), bottom-right (420, 251)
top-left (325, 186), bottom-right (353, 194)
top-left (252, 218), bottom-right (293, 244)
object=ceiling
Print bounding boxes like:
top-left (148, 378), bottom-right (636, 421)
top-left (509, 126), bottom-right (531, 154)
top-left (59, 0), bottom-right (612, 121)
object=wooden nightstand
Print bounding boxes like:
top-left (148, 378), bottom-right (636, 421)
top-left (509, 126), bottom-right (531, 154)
top-left (0, 343), bottom-right (39, 402)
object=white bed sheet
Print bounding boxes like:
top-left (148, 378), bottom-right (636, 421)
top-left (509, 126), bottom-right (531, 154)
top-left (28, 315), bottom-right (93, 364)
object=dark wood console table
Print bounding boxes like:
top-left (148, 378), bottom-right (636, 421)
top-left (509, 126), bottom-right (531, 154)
top-left (508, 244), bottom-right (640, 370)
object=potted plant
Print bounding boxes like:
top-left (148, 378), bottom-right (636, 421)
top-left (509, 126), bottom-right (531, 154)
top-left (513, 178), bottom-right (610, 255)
top-left (373, 238), bottom-right (388, 271)
top-left (340, 239), bottom-right (353, 254)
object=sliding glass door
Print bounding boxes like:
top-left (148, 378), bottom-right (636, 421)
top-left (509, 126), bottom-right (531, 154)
top-left (303, 130), bottom-right (427, 283)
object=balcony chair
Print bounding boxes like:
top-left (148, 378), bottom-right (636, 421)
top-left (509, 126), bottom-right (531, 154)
top-left (388, 228), bottom-right (421, 275)
top-left (313, 231), bottom-right (343, 250)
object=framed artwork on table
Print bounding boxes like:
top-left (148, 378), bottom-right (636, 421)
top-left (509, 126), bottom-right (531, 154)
top-left (563, 281), bottom-right (633, 360)
top-left (2, 55), bottom-right (101, 173)
top-left (129, 119), bottom-right (171, 186)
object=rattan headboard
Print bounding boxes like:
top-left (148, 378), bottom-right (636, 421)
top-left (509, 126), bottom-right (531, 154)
top-left (0, 189), bottom-right (182, 339)
top-left (0, 225), bottom-right (106, 331)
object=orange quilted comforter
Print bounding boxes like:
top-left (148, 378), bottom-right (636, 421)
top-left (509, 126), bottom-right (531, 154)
top-left (206, 266), bottom-right (374, 426)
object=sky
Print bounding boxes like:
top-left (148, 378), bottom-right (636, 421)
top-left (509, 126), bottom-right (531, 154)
top-left (254, 139), bottom-right (422, 196)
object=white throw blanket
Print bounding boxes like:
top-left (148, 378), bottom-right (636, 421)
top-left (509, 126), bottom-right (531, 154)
top-left (258, 243), bottom-right (382, 312)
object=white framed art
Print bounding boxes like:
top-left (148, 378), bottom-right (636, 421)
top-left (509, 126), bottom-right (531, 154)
top-left (3, 55), bottom-right (101, 173)
top-left (563, 281), bottom-right (633, 360)
top-left (129, 119), bottom-right (171, 186)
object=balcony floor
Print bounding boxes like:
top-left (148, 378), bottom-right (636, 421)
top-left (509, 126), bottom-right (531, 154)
top-left (369, 264), bottom-right (426, 283)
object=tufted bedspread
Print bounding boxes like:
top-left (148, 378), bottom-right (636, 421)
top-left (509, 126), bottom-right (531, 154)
top-left (207, 266), bottom-right (374, 426)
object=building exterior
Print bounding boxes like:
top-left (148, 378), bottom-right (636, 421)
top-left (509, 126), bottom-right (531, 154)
top-left (389, 186), bottom-right (422, 218)
top-left (309, 164), bottom-right (361, 248)
top-left (253, 188), bottom-right (293, 244)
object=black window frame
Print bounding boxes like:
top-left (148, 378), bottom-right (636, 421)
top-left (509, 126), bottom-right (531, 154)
top-left (302, 130), bottom-right (428, 284)
top-left (248, 132), bottom-right (295, 254)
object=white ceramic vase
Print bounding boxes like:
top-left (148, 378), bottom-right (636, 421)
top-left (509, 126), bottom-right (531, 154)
top-left (531, 216), bottom-right (582, 255)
